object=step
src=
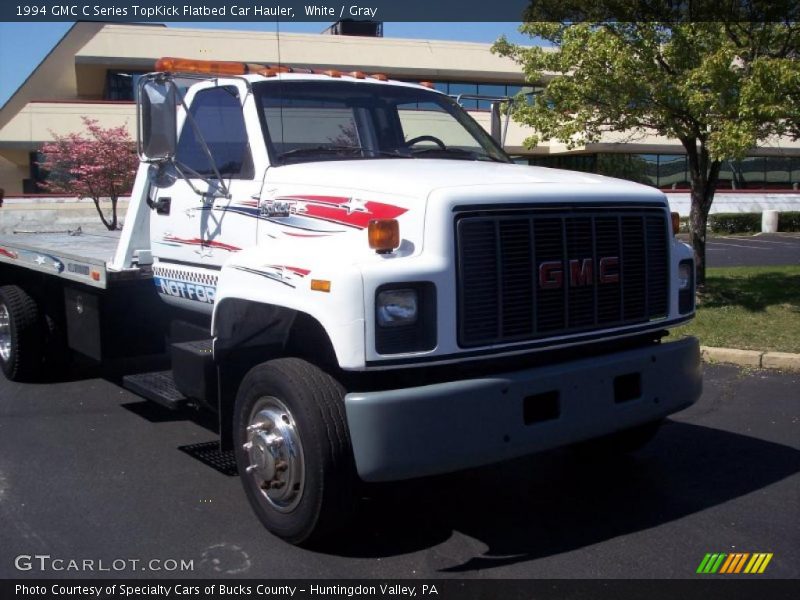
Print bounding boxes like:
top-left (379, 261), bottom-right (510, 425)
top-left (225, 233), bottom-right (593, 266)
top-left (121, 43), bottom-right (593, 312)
top-left (122, 370), bottom-right (187, 410)
top-left (171, 339), bottom-right (217, 405)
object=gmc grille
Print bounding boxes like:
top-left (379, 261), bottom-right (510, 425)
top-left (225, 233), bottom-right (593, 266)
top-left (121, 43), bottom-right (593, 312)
top-left (456, 206), bottom-right (670, 347)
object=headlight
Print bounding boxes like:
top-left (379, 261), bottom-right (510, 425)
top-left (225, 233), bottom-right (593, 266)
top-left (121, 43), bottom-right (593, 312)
top-left (376, 289), bottom-right (418, 327)
top-left (678, 262), bottom-right (692, 290)
top-left (374, 283), bottom-right (437, 355)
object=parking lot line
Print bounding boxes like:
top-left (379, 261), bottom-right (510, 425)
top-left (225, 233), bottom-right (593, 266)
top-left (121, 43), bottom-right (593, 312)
top-left (719, 237), bottom-right (798, 245)
top-left (707, 242), bottom-right (770, 250)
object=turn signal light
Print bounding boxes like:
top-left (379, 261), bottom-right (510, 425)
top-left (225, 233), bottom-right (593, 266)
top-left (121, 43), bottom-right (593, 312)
top-left (671, 211), bottom-right (681, 235)
top-left (368, 219), bottom-right (400, 254)
top-left (310, 279), bottom-right (331, 293)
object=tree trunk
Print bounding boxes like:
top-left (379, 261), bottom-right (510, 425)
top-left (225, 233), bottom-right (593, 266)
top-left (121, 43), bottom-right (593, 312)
top-left (682, 136), bottom-right (720, 290)
top-left (110, 196), bottom-right (118, 230)
top-left (91, 197), bottom-right (114, 231)
top-left (689, 192), bottom-right (712, 288)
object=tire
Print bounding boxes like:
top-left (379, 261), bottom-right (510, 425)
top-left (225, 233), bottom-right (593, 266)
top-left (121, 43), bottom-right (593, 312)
top-left (572, 419), bottom-right (664, 458)
top-left (233, 358), bottom-right (357, 545)
top-left (0, 285), bottom-right (44, 382)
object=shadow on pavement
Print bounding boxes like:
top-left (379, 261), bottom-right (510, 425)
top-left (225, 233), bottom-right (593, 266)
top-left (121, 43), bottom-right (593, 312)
top-left (312, 420), bottom-right (799, 569)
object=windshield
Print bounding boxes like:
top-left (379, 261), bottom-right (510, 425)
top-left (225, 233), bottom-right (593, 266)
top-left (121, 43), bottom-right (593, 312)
top-left (254, 80), bottom-right (511, 165)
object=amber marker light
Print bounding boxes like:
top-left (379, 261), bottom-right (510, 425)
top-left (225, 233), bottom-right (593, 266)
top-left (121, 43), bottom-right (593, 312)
top-left (368, 219), bottom-right (400, 254)
top-left (155, 57), bottom-right (248, 75)
top-left (671, 212), bottom-right (681, 235)
top-left (310, 279), bottom-right (331, 293)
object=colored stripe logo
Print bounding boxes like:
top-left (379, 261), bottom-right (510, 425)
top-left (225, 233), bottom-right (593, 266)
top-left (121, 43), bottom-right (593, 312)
top-left (696, 552), bottom-right (773, 574)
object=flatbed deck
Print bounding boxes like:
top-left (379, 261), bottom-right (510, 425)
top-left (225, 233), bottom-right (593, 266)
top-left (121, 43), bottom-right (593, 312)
top-left (0, 230), bottom-right (147, 288)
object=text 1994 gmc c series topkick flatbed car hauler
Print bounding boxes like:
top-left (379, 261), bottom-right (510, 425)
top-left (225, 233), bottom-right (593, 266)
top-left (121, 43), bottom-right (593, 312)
top-left (0, 57), bottom-right (701, 544)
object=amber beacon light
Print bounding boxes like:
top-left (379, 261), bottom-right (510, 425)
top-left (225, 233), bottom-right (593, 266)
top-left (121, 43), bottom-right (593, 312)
top-left (671, 211), bottom-right (681, 235)
top-left (368, 219), bottom-right (400, 254)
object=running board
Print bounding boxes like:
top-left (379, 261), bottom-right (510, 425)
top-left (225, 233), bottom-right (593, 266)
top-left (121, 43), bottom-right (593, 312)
top-left (122, 371), bottom-right (187, 410)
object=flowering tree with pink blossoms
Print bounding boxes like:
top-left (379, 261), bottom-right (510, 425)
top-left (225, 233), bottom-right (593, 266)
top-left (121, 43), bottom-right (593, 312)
top-left (38, 117), bottom-right (138, 230)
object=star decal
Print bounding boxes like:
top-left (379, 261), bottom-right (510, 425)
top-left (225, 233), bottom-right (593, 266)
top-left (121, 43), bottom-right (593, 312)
top-left (340, 197), bottom-right (370, 215)
top-left (35, 255), bottom-right (46, 265)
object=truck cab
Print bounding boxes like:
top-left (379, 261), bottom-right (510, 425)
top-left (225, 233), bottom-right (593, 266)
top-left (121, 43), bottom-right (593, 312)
top-left (0, 58), bottom-right (702, 546)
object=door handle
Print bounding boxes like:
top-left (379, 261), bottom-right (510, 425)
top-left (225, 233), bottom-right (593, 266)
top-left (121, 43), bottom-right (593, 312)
top-left (154, 197), bottom-right (171, 215)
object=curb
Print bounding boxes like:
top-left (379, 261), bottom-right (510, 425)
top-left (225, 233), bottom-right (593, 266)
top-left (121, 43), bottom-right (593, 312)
top-left (701, 346), bottom-right (800, 372)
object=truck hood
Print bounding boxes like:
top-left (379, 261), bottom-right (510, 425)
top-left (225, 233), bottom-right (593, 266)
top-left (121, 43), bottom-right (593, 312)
top-left (256, 158), bottom-right (667, 266)
top-left (266, 159), bottom-right (657, 199)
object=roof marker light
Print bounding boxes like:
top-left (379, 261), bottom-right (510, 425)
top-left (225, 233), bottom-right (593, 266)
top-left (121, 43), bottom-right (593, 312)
top-left (155, 57), bottom-right (248, 75)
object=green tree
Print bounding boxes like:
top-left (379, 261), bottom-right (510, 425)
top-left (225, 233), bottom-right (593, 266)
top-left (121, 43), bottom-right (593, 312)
top-left (493, 2), bottom-right (799, 287)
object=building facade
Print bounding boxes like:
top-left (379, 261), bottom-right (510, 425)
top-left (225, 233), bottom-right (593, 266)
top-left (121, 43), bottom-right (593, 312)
top-left (1, 22), bottom-right (798, 195)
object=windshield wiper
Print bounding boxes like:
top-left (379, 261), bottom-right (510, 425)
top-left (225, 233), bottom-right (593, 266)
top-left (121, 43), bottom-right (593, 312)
top-left (277, 145), bottom-right (363, 160)
top-left (278, 145), bottom-right (411, 161)
top-left (409, 147), bottom-right (504, 162)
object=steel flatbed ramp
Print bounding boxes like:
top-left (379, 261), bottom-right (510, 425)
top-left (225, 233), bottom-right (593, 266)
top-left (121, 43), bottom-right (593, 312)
top-left (0, 229), bottom-right (148, 288)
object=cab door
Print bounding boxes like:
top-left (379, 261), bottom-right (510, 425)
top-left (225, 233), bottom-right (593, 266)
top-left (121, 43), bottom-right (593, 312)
top-left (149, 81), bottom-right (267, 312)
top-left (150, 82), bottom-right (264, 270)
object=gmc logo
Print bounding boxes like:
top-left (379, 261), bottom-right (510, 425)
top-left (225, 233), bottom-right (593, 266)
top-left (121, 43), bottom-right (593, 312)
top-left (538, 257), bottom-right (620, 289)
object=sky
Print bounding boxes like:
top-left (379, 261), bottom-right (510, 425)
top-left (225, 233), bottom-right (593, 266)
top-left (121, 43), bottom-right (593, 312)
top-left (0, 21), bottom-right (535, 107)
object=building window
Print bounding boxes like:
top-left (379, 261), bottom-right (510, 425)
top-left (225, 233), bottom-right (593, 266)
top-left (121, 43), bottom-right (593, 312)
top-left (526, 153), bottom-right (797, 190)
top-left (657, 155), bottom-right (688, 189)
top-left (105, 70), bottom-right (146, 101)
top-left (396, 80), bottom-right (541, 110)
top-left (27, 151), bottom-right (47, 193)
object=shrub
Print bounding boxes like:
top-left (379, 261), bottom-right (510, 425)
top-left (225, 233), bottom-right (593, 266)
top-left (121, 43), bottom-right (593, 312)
top-left (778, 211), bottom-right (800, 232)
top-left (708, 213), bottom-right (762, 234)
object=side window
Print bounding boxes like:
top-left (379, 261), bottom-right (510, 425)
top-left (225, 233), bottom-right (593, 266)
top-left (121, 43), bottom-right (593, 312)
top-left (176, 86), bottom-right (253, 178)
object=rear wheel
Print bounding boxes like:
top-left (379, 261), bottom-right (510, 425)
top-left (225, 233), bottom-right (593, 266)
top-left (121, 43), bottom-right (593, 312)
top-left (233, 358), bottom-right (357, 545)
top-left (0, 285), bottom-right (44, 382)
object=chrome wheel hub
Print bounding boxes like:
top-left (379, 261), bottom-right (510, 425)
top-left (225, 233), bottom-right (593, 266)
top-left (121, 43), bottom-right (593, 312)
top-left (243, 397), bottom-right (304, 512)
top-left (0, 303), bottom-right (11, 362)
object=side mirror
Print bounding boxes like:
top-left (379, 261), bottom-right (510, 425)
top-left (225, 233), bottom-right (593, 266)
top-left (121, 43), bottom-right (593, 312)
top-left (138, 78), bottom-right (177, 161)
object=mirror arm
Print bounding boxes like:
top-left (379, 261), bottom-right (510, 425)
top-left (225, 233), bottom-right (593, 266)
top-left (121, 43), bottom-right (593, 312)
top-left (174, 85), bottom-right (231, 199)
top-left (171, 161), bottom-right (208, 197)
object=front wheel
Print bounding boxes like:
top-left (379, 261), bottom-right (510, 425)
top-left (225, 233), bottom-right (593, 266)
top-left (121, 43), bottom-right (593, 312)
top-left (233, 358), bottom-right (357, 545)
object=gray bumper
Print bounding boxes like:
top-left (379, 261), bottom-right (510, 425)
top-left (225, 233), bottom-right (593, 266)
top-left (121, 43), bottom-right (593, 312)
top-left (345, 337), bottom-right (702, 482)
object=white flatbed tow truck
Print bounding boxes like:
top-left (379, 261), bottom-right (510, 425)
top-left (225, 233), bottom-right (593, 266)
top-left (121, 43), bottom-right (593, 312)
top-left (0, 57), bottom-right (702, 545)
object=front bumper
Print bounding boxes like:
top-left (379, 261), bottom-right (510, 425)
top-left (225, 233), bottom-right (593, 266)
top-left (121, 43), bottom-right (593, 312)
top-left (345, 336), bottom-right (702, 482)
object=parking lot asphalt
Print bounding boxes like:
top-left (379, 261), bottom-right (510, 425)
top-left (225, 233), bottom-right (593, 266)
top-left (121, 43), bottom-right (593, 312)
top-left (703, 232), bottom-right (800, 268)
top-left (0, 363), bottom-right (798, 580)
